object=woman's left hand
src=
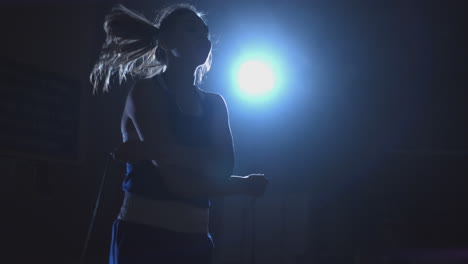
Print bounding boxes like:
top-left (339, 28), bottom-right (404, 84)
top-left (112, 140), bottom-right (149, 163)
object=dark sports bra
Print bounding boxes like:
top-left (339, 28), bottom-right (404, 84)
top-left (121, 75), bottom-right (214, 208)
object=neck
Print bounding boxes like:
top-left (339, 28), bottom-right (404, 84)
top-left (162, 61), bottom-right (198, 94)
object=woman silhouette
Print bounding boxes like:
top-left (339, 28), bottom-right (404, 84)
top-left (90, 3), bottom-right (268, 264)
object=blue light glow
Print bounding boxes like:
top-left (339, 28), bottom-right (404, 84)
top-left (231, 51), bottom-right (284, 103)
top-left (238, 60), bottom-right (275, 96)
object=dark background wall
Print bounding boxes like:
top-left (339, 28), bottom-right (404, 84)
top-left (1, 0), bottom-right (467, 263)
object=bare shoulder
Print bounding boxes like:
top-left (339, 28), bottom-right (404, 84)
top-left (129, 77), bottom-right (165, 102)
top-left (204, 91), bottom-right (228, 111)
top-left (125, 77), bottom-right (167, 117)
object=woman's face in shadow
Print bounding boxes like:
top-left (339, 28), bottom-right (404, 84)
top-left (164, 12), bottom-right (211, 67)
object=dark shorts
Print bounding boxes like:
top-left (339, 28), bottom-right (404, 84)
top-left (109, 219), bottom-right (214, 264)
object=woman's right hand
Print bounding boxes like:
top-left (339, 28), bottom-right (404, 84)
top-left (241, 174), bottom-right (269, 197)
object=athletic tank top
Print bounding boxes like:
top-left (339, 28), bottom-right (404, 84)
top-left (121, 75), bottom-right (213, 208)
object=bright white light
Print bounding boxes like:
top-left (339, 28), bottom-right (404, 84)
top-left (237, 61), bottom-right (275, 96)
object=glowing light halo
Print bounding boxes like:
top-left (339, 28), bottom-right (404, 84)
top-left (237, 60), bottom-right (275, 96)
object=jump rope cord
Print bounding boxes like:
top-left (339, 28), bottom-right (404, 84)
top-left (79, 153), bottom-right (113, 264)
top-left (79, 152), bottom-right (259, 264)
